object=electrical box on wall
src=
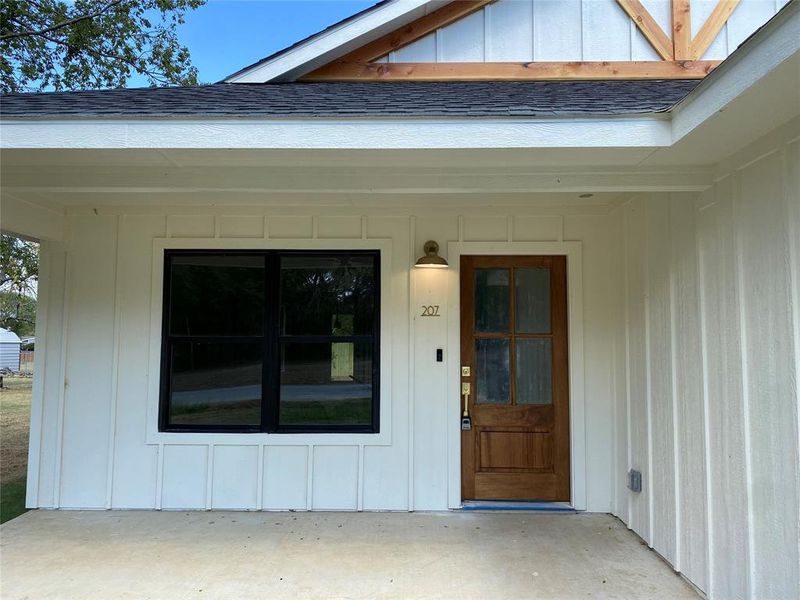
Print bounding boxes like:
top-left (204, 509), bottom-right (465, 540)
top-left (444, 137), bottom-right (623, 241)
top-left (628, 469), bottom-right (642, 493)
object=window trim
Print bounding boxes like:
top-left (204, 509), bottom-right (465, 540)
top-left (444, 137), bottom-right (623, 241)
top-left (158, 248), bottom-right (381, 435)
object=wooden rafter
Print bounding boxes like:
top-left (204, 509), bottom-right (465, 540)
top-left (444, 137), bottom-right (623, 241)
top-left (616, 0), bottom-right (674, 60)
top-left (691, 0), bottom-right (741, 60)
top-left (304, 60), bottom-right (719, 82)
top-left (337, 0), bottom-right (496, 63)
top-left (671, 0), bottom-right (692, 60)
top-left (302, 0), bottom-right (741, 82)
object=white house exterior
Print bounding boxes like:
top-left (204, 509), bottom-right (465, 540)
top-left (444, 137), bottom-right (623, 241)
top-left (1, 1), bottom-right (799, 598)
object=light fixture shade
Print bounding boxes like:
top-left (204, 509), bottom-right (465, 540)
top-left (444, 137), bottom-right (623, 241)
top-left (415, 240), bottom-right (448, 268)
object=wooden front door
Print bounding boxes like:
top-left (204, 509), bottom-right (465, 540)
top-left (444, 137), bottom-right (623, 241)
top-left (460, 255), bottom-right (570, 502)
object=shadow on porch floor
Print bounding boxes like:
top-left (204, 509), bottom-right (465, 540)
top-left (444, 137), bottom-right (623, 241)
top-left (0, 511), bottom-right (696, 599)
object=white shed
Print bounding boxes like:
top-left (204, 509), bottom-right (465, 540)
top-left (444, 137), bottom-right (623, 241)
top-left (0, 327), bottom-right (21, 371)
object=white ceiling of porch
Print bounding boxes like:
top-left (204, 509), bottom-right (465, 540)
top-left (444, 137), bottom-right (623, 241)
top-left (0, 145), bottom-right (709, 211)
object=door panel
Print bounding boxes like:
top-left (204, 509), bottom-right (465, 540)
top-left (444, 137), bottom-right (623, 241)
top-left (478, 430), bottom-right (553, 470)
top-left (461, 255), bottom-right (570, 502)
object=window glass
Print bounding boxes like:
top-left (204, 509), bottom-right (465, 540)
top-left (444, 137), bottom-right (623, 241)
top-left (169, 341), bottom-right (262, 426)
top-left (280, 255), bottom-right (375, 336)
top-left (515, 338), bottom-right (553, 405)
top-left (515, 268), bottom-right (551, 334)
top-left (279, 342), bottom-right (373, 427)
top-left (169, 255), bottom-right (264, 337)
top-left (160, 250), bottom-right (379, 433)
top-left (475, 338), bottom-right (511, 404)
top-left (475, 269), bottom-right (509, 332)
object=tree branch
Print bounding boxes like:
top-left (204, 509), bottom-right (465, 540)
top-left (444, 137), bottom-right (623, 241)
top-left (1, 0), bottom-right (126, 41)
top-left (40, 32), bottom-right (171, 85)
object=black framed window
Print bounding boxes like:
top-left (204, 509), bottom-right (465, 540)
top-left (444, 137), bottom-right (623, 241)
top-left (160, 250), bottom-right (380, 433)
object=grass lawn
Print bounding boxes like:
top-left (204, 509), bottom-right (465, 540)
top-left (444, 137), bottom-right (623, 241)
top-left (1, 376), bottom-right (31, 524)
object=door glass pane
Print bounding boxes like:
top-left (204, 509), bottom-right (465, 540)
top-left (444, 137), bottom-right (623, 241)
top-left (475, 269), bottom-right (510, 332)
top-left (280, 254), bottom-right (375, 336)
top-left (515, 338), bottom-right (553, 405)
top-left (475, 338), bottom-right (510, 404)
top-left (169, 341), bottom-right (262, 426)
top-left (279, 342), bottom-right (373, 426)
top-left (169, 255), bottom-right (264, 337)
top-left (515, 268), bottom-right (551, 333)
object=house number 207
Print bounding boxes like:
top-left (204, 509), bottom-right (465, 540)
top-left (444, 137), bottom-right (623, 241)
top-left (421, 305), bottom-right (441, 317)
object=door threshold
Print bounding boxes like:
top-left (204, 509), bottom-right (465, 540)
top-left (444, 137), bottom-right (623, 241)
top-left (460, 501), bottom-right (576, 512)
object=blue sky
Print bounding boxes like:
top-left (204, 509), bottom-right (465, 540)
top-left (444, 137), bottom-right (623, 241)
top-left (173, 0), bottom-right (376, 84)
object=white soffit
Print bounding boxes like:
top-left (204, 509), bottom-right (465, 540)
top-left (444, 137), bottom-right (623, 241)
top-left (225, 0), bottom-right (445, 83)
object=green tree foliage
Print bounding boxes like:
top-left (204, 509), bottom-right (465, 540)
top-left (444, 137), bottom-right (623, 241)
top-left (0, 291), bottom-right (36, 338)
top-left (0, 235), bottom-right (38, 336)
top-left (0, 0), bottom-right (205, 93)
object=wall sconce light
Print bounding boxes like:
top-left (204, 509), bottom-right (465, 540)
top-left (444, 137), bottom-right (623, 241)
top-left (415, 240), bottom-right (449, 268)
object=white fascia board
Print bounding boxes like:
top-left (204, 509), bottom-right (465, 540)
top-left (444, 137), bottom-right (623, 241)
top-left (226, 0), bottom-right (439, 83)
top-left (0, 117), bottom-right (671, 150)
top-left (671, 0), bottom-right (800, 144)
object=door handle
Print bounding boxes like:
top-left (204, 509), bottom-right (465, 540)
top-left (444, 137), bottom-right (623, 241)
top-left (461, 382), bottom-right (471, 417)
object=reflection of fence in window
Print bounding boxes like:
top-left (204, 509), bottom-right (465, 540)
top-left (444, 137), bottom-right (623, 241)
top-left (19, 351), bottom-right (34, 372)
top-left (331, 342), bottom-right (354, 381)
top-left (329, 343), bottom-right (373, 384)
top-left (331, 314), bottom-right (354, 381)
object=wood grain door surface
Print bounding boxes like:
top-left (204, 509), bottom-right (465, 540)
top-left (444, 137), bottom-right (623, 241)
top-left (460, 255), bottom-right (570, 501)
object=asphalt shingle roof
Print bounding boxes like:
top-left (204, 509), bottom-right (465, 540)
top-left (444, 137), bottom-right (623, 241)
top-left (0, 80), bottom-right (701, 119)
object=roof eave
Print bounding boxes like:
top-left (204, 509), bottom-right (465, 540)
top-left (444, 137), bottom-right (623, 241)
top-left (670, 0), bottom-right (799, 141)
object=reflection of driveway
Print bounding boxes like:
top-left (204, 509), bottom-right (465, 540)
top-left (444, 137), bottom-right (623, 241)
top-left (172, 383), bottom-right (371, 406)
top-left (281, 384), bottom-right (371, 402)
top-left (173, 385), bottom-right (260, 407)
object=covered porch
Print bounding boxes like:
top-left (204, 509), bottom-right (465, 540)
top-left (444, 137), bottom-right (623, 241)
top-left (0, 510), bottom-right (696, 599)
top-left (0, 7), bottom-right (798, 597)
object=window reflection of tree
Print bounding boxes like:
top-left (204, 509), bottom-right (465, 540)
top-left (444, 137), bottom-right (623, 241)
top-left (280, 257), bottom-right (374, 388)
top-left (280, 257), bottom-right (374, 336)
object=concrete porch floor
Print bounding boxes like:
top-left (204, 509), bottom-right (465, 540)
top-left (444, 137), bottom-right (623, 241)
top-left (0, 511), bottom-right (697, 599)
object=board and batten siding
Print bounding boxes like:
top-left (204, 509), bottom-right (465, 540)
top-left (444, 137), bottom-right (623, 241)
top-left (28, 206), bottom-right (617, 514)
top-left (374, 0), bottom-right (791, 64)
top-left (611, 122), bottom-right (800, 598)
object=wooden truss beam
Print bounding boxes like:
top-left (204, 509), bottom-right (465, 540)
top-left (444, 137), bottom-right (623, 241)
top-left (303, 0), bottom-right (740, 82)
top-left (618, 0), bottom-right (742, 61)
top-left (691, 0), bottom-right (741, 60)
top-left (616, 0), bottom-right (674, 60)
top-left (340, 0), bottom-right (496, 63)
top-left (303, 60), bottom-right (720, 82)
top-left (672, 0), bottom-right (692, 60)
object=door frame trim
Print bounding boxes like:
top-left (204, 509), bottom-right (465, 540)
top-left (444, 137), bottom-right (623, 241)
top-left (445, 241), bottom-right (585, 510)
